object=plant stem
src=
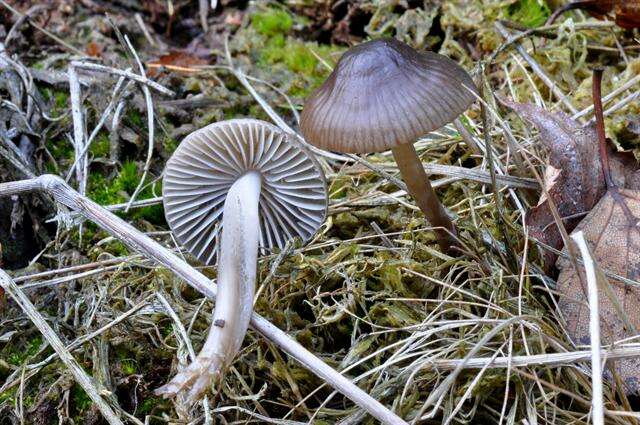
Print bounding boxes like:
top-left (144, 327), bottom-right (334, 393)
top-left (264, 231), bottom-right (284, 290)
top-left (391, 143), bottom-right (457, 252)
top-left (592, 68), bottom-right (614, 189)
top-left (156, 171), bottom-right (262, 400)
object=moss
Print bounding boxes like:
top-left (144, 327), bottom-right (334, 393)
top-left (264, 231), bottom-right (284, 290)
top-left (120, 359), bottom-right (137, 375)
top-left (96, 239), bottom-right (129, 257)
top-left (128, 109), bottom-right (144, 127)
top-left (89, 133), bottom-right (110, 157)
top-left (7, 335), bottom-right (42, 366)
top-left (240, 7), bottom-right (342, 99)
top-left (258, 36), bottom-right (337, 97)
top-left (506, 0), bottom-right (550, 28)
top-left (162, 136), bottom-right (179, 155)
top-left (117, 161), bottom-right (141, 194)
top-left (0, 387), bottom-right (16, 404)
top-left (87, 161), bottom-right (139, 204)
top-left (251, 8), bottom-right (293, 36)
top-left (71, 385), bottom-right (92, 413)
top-left (46, 138), bottom-right (75, 164)
top-left (138, 396), bottom-right (162, 415)
top-left (85, 161), bottom-right (164, 224)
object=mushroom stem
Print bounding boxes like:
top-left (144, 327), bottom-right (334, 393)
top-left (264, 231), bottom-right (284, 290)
top-left (156, 171), bottom-right (262, 401)
top-left (391, 143), bottom-right (457, 252)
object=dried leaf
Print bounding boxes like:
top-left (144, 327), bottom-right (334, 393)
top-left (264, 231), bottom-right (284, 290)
top-left (549, 0), bottom-right (640, 28)
top-left (147, 51), bottom-right (208, 77)
top-left (505, 101), bottom-right (605, 267)
top-left (557, 187), bottom-right (640, 392)
top-left (614, 1), bottom-right (640, 28)
top-left (85, 41), bottom-right (102, 58)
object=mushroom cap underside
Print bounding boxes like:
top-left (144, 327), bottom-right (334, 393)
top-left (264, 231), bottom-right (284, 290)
top-left (163, 119), bottom-right (327, 265)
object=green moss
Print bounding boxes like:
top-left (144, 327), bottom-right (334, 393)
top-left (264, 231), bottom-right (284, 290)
top-left (0, 388), bottom-right (16, 404)
top-left (506, 0), bottom-right (550, 27)
top-left (121, 359), bottom-right (137, 375)
top-left (284, 43), bottom-right (318, 74)
top-left (7, 336), bottom-right (42, 366)
top-left (99, 239), bottom-right (129, 257)
top-left (251, 8), bottom-right (293, 36)
top-left (118, 161), bottom-right (141, 193)
top-left (87, 161), bottom-right (139, 204)
top-left (54, 91), bottom-right (69, 110)
top-left (87, 163), bottom-right (164, 224)
top-left (89, 133), bottom-right (110, 157)
top-left (139, 396), bottom-right (162, 415)
top-left (128, 109), bottom-right (144, 127)
top-left (258, 36), bottom-right (337, 97)
top-left (163, 136), bottom-right (179, 155)
top-left (71, 385), bottom-right (92, 413)
top-left (242, 6), bottom-right (341, 99)
top-left (46, 138), bottom-right (75, 162)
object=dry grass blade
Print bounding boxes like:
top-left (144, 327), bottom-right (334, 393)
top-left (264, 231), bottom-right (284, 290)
top-left (571, 231), bottom-right (605, 425)
top-left (430, 345), bottom-right (640, 369)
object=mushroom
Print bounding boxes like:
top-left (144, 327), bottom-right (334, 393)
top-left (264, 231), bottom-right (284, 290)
top-left (157, 119), bottom-right (327, 400)
top-left (300, 38), bottom-right (477, 252)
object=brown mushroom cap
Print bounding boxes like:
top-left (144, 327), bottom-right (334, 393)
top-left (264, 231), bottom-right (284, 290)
top-left (300, 38), bottom-right (478, 154)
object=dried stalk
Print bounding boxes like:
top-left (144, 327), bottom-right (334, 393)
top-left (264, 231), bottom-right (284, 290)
top-left (122, 35), bottom-right (155, 211)
top-left (572, 231), bottom-right (605, 425)
top-left (0, 174), bottom-right (405, 425)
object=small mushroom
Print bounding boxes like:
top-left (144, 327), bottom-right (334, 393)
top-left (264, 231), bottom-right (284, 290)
top-left (157, 119), bottom-right (327, 400)
top-left (300, 38), bottom-right (477, 252)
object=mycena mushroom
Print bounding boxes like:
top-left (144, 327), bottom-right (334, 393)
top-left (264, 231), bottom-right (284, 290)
top-left (156, 119), bottom-right (327, 400)
top-left (300, 38), bottom-right (477, 253)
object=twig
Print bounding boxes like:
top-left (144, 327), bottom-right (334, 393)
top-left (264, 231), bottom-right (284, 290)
top-left (64, 75), bottom-right (130, 183)
top-left (134, 13), bottom-right (158, 47)
top-left (0, 175), bottom-right (406, 425)
top-left (0, 269), bottom-right (125, 425)
top-left (122, 35), bottom-right (154, 211)
top-left (68, 64), bottom-right (87, 195)
top-left (199, 0), bottom-right (209, 31)
top-left (70, 61), bottom-right (175, 96)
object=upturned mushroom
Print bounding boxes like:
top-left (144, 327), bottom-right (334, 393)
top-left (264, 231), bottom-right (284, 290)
top-left (157, 119), bottom-right (327, 400)
top-left (300, 38), bottom-right (477, 252)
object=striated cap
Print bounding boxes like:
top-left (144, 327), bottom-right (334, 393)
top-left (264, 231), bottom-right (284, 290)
top-left (163, 119), bottom-right (327, 265)
top-left (300, 38), bottom-right (478, 154)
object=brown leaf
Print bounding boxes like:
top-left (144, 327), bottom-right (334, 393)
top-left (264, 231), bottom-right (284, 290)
top-left (147, 51), bottom-right (208, 77)
top-left (557, 187), bottom-right (640, 392)
top-left (85, 41), bottom-right (102, 58)
top-left (505, 101), bottom-right (605, 267)
top-left (614, 1), bottom-right (640, 28)
top-left (549, 0), bottom-right (640, 28)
